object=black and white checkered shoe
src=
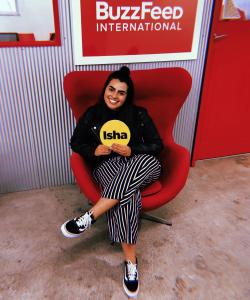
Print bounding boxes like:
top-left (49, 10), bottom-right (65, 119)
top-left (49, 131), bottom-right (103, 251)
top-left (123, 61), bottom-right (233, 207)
top-left (61, 211), bottom-right (95, 238)
top-left (123, 259), bottom-right (139, 298)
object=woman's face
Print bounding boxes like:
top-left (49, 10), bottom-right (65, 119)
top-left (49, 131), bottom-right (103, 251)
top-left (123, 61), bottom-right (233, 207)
top-left (104, 79), bottom-right (128, 110)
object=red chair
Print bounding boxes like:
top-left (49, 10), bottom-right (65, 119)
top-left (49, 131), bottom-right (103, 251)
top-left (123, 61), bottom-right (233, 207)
top-left (64, 68), bottom-right (192, 225)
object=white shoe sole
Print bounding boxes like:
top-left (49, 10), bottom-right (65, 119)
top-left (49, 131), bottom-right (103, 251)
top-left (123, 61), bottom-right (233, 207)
top-left (123, 279), bottom-right (139, 298)
top-left (60, 221), bottom-right (82, 238)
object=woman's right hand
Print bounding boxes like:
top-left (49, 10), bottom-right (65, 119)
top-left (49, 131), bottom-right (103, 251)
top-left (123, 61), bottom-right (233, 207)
top-left (94, 144), bottom-right (112, 156)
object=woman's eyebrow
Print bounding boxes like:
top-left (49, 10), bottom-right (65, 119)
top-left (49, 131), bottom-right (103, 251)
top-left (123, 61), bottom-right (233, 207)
top-left (109, 85), bottom-right (127, 93)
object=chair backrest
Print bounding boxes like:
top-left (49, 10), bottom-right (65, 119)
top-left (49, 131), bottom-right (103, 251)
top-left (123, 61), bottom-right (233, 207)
top-left (64, 68), bottom-right (192, 144)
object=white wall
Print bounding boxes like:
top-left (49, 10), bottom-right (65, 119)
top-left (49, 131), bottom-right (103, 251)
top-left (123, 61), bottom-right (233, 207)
top-left (0, 0), bottom-right (54, 40)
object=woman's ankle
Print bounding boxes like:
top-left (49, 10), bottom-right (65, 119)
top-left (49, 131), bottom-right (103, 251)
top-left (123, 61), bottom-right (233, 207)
top-left (90, 198), bottom-right (119, 219)
top-left (121, 243), bottom-right (137, 264)
top-left (88, 210), bottom-right (96, 223)
top-left (124, 255), bottom-right (137, 264)
top-left (126, 257), bottom-right (137, 264)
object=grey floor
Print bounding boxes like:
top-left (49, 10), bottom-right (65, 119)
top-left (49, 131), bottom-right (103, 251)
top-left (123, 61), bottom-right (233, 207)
top-left (0, 154), bottom-right (250, 300)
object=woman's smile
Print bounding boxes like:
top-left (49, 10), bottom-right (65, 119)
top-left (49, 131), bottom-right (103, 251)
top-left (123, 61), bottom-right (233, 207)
top-left (109, 98), bottom-right (118, 104)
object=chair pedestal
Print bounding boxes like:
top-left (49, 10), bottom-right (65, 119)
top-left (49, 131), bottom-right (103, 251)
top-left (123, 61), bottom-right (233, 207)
top-left (140, 212), bottom-right (172, 226)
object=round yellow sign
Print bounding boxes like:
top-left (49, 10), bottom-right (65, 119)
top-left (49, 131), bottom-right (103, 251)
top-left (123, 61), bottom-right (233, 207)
top-left (100, 120), bottom-right (131, 147)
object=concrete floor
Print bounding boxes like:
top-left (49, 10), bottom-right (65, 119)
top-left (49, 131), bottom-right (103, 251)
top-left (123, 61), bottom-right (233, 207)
top-left (0, 154), bottom-right (250, 300)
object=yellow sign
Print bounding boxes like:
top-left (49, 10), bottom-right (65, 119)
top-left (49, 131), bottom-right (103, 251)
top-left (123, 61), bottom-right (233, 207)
top-left (100, 120), bottom-right (131, 147)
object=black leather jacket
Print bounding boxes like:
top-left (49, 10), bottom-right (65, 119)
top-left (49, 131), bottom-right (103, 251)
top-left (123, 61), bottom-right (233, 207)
top-left (70, 104), bottom-right (163, 168)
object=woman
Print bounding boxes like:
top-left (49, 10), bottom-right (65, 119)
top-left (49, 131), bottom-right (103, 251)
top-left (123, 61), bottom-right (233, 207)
top-left (61, 66), bottom-right (163, 298)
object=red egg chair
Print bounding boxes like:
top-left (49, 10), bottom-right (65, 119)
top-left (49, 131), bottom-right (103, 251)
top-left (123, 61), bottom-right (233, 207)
top-left (64, 68), bottom-right (192, 225)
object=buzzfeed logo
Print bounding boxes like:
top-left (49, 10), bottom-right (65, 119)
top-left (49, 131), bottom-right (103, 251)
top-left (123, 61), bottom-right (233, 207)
top-left (96, 1), bottom-right (183, 21)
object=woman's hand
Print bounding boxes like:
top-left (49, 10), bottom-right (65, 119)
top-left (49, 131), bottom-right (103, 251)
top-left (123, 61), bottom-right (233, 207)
top-left (94, 145), bottom-right (112, 156)
top-left (111, 144), bottom-right (131, 157)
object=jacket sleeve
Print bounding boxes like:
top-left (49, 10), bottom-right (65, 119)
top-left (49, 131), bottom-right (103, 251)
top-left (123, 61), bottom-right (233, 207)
top-left (70, 108), bottom-right (99, 161)
top-left (130, 108), bottom-right (164, 156)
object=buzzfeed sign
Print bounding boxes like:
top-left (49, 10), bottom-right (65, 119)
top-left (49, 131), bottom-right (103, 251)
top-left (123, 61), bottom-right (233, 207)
top-left (72, 0), bottom-right (203, 64)
top-left (95, 1), bottom-right (184, 33)
top-left (96, 2), bottom-right (183, 20)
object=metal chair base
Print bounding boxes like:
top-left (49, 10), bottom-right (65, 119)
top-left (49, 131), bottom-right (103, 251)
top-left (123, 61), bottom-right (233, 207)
top-left (140, 212), bottom-right (172, 226)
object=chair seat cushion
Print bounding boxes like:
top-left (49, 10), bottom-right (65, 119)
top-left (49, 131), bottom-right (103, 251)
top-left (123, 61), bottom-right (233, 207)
top-left (141, 180), bottom-right (162, 197)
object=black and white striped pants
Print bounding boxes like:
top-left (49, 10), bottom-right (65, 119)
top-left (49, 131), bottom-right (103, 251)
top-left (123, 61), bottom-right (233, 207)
top-left (93, 154), bottom-right (162, 244)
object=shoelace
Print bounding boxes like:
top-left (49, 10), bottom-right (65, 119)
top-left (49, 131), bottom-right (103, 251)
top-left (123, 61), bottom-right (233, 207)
top-left (126, 261), bottom-right (138, 281)
top-left (75, 213), bottom-right (92, 229)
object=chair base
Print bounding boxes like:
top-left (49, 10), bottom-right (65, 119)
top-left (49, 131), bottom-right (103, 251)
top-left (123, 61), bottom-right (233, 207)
top-left (140, 213), bottom-right (172, 226)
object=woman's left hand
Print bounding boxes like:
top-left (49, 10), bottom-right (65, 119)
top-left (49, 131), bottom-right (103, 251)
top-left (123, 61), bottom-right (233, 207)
top-left (111, 144), bottom-right (131, 157)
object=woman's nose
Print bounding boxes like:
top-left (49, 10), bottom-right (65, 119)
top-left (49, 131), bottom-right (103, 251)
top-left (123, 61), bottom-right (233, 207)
top-left (111, 90), bottom-right (118, 98)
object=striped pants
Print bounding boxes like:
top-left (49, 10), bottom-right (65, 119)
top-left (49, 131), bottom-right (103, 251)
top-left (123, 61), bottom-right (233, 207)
top-left (93, 154), bottom-right (161, 244)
